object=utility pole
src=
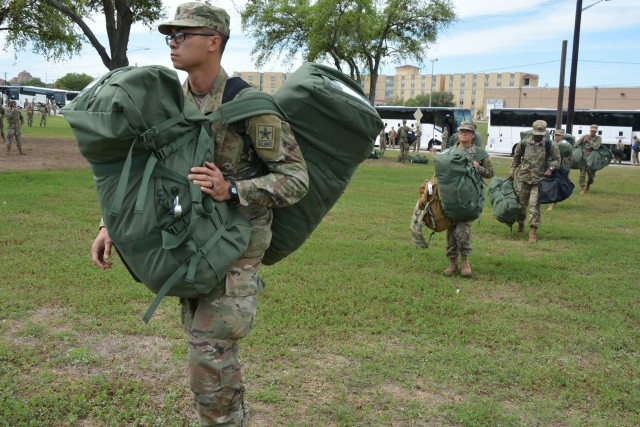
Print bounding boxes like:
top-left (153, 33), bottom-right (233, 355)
top-left (428, 58), bottom-right (438, 107)
top-left (556, 40), bottom-right (568, 130)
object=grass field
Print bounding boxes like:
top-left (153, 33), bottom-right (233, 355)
top-left (1, 128), bottom-right (639, 426)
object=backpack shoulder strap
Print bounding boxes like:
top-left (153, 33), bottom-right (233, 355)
top-left (210, 81), bottom-right (285, 126)
top-left (222, 77), bottom-right (251, 104)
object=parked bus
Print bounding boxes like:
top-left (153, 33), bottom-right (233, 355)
top-left (375, 106), bottom-right (472, 151)
top-left (487, 108), bottom-right (639, 158)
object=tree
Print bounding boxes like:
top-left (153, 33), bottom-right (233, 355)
top-left (241, 0), bottom-right (456, 102)
top-left (429, 91), bottom-right (455, 107)
top-left (55, 72), bottom-right (94, 91)
top-left (0, 0), bottom-right (165, 70)
top-left (21, 77), bottom-right (46, 87)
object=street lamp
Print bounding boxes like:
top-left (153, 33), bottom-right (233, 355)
top-left (566, 0), bottom-right (611, 133)
top-left (428, 58), bottom-right (438, 107)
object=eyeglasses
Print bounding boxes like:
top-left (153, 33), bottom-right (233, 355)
top-left (459, 129), bottom-right (474, 135)
top-left (165, 31), bottom-right (218, 45)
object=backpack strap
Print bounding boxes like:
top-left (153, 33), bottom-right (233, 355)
top-left (223, 77), bottom-right (252, 104)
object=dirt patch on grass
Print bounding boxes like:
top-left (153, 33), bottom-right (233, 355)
top-left (0, 137), bottom-right (89, 171)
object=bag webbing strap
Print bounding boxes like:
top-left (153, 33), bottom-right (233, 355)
top-left (209, 90), bottom-right (284, 126)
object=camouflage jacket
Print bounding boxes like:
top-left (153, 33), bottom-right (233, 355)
top-left (183, 67), bottom-right (309, 257)
top-left (457, 143), bottom-right (495, 180)
top-left (6, 108), bottom-right (23, 127)
top-left (511, 137), bottom-right (560, 184)
top-left (575, 134), bottom-right (602, 157)
top-left (397, 125), bottom-right (411, 143)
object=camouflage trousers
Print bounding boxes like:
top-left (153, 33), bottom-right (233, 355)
top-left (516, 181), bottom-right (541, 228)
top-left (399, 142), bottom-right (410, 161)
top-left (380, 142), bottom-right (386, 156)
top-left (578, 167), bottom-right (595, 189)
top-left (632, 151), bottom-right (639, 165)
top-left (40, 116), bottom-right (47, 127)
top-left (6, 125), bottom-right (21, 149)
top-left (181, 256), bottom-right (262, 426)
top-left (445, 220), bottom-right (473, 259)
top-left (27, 113), bottom-right (33, 127)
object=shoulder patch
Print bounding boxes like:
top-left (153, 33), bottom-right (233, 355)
top-left (248, 114), bottom-right (282, 161)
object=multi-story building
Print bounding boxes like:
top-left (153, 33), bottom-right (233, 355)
top-left (233, 66), bottom-right (639, 116)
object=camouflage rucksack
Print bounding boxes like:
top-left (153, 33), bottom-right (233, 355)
top-left (410, 176), bottom-right (453, 249)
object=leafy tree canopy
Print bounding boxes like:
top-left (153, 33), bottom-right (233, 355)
top-left (21, 77), bottom-right (46, 87)
top-left (55, 72), bottom-right (94, 91)
top-left (406, 91), bottom-right (455, 107)
top-left (0, 0), bottom-right (165, 70)
top-left (241, 0), bottom-right (455, 101)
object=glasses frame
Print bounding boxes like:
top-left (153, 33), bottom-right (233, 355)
top-left (165, 31), bottom-right (218, 45)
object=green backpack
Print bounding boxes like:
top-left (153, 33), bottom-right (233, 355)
top-left (434, 146), bottom-right (487, 222)
top-left (488, 177), bottom-right (521, 228)
top-left (216, 62), bottom-right (382, 265)
top-left (62, 65), bottom-right (252, 323)
top-left (409, 154), bottom-right (429, 164)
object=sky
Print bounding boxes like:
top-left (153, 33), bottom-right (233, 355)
top-left (1, 0), bottom-right (639, 89)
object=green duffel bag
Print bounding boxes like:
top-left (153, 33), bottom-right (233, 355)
top-left (214, 62), bottom-right (383, 265)
top-left (586, 144), bottom-right (612, 171)
top-left (571, 146), bottom-right (583, 169)
top-left (556, 140), bottom-right (574, 159)
top-left (488, 177), bottom-right (521, 228)
top-left (62, 65), bottom-right (252, 323)
top-left (434, 146), bottom-right (487, 222)
top-left (409, 154), bottom-right (429, 164)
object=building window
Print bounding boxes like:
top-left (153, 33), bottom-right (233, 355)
top-left (523, 77), bottom-right (530, 86)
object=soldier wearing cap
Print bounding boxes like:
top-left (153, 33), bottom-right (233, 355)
top-left (574, 124), bottom-right (602, 194)
top-left (508, 120), bottom-right (560, 242)
top-left (90, 3), bottom-right (308, 426)
top-left (5, 100), bottom-right (25, 155)
top-left (632, 135), bottom-right (640, 166)
top-left (441, 120), bottom-right (494, 277)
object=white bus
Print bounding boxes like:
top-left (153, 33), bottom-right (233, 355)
top-left (375, 106), bottom-right (472, 151)
top-left (487, 108), bottom-right (639, 158)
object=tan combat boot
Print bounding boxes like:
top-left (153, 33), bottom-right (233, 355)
top-left (528, 226), bottom-right (538, 243)
top-left (584, 184), bottom-right (590, 194)
top-left (19, 148), bottom-right (25, 155)
top-left (547, 203), bottom-right (556, 211)
top-left (517, 222), bottom-right (525, 234)
top-left (460, 257), bottom-right (472, 277)
top-left (5, 146), bottom-right (9, 155)
top-left (443, 258), bottom-right (457, 277)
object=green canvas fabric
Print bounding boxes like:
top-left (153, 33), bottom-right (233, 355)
top-left (488, 177), bottom-right (521, 227)
top-left (556, 140), bottom-right (574, 159)
top-left (213, 62), bottom-right (383, 265)
top-left (434, 146), bottom-right (486, 222)
top-left (586, 144), bottom-right (612, 171)
top-left (61, 65), bottom-right (252, 322)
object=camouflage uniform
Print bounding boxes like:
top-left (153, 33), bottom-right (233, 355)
top-left (613, 140), bottom-right (625, 164)
top-left (445, 143), bottom-right (494, 260)
top-left (39, 104), bottom-right (48, 127)
top-left (510, 124), bottom-right (560, 230)
top-left (185, 73), bottom-right (307, 427)
top-left (632, 137), bottom-right (640, 166)
top-left (378, 128), bottom-right (386, 156)
top-left (388, 127), bottom-right (396, 148)
top-left (26, 103), bottom-right (34, 127)
top-left (397, 123), bottom-right (411, 162)
top-left (0, 105), bottom-right (5, 141)
top-left (575, 127), bottom-right (602, 191)
top-left (6, 104), bottom-right (24, 153)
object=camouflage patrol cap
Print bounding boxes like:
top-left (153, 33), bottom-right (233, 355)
top-left (555, 129), bottom-right (565, 136)
top-left (532, 120), bottom-right (547, 135)
top-left (158, 2), bottom-right (230, 36)
top-left (590, 124), bottom-right (598, 130)
top-left (458, 120), bottom-right (476, 132)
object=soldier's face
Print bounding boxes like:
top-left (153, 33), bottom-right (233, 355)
top-left (590, 129), bottom-right (597, 136)
top-left (167, 27), bottom-right (218, 72)
top-left (554, 135), bottom-right (563, 142)
top-left (458, 129), bottom-right (474, 143)
top-left (533, 135), bottom-right (544, 142)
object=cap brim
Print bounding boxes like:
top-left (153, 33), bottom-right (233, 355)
top-left (158, 19), bottom-right (207, 35)
top-left (532, 131), bottom-right (546, 135)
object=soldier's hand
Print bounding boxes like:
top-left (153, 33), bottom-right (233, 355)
top-left (91, 227), bottom-right (113, 270)
top-left (544, 168), bottom-right (553, 178)
top-left (507, 173), bottom-right (514, 181)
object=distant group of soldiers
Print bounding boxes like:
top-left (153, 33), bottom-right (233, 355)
top-left (2, 98), bottom-right (55, 155)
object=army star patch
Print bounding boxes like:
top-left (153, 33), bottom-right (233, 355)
top-left (256, 124), bottom-right (275, 149)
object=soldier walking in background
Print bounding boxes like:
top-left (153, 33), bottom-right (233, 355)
top-left (39, 103), bottom-right (48, 127)
top-left (575, 124), bottom-right (601, 194)
top-left (378, 128), bottom-right (387, 156)
top-left (389, 126), bottom-right (397, 148)
top-left (397, 119), bottom-right (411, 162)
top-left (632, 136), bottom-right (640, 166)
top-left (509, 120), bottom-right (560, 242)
top-left (0, 103), bottom-right (5, 143)
top-left (26, 102), bottom-right (34, 127)
top-left (6, 101), bottom-right (25, 155)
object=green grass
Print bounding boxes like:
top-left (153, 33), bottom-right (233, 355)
top-left (17, 113), bottom-right (74, 139)
top-left (1, 149), bottom-right (639, 426)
